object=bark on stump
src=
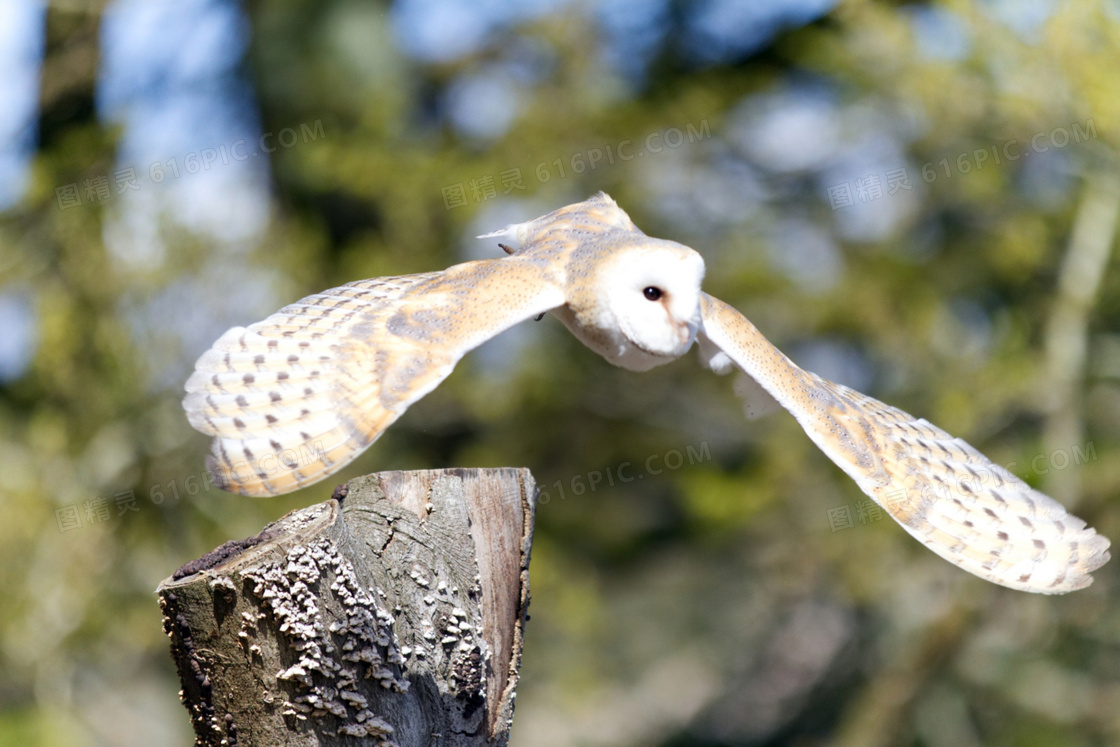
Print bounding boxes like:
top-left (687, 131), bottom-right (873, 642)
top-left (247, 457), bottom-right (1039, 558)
top-left (157, 468), bottom-right (537, 747)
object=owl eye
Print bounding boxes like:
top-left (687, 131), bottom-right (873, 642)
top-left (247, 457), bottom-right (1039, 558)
top-left (643, 286), bottom-right (663, 301)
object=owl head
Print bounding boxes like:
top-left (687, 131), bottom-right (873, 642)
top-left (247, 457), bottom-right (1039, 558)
top-left (481, 194), bottom-right (706, 372)
top-left (597, 238), bottom-right (705, 370)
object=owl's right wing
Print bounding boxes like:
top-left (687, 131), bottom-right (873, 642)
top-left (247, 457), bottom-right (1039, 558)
top-left (184, 258), bottom-right (565, 497)
top-left (698, 292), bottom-right (1110, 594)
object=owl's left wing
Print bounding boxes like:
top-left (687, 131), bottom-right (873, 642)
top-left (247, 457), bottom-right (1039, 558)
top-left (697, 292), bottom-right (1110, 593)
top-left (184, 258), bottom-right (565, 496)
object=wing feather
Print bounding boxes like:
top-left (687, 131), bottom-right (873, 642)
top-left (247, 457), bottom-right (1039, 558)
top-left (184, 259), bottom-right (564, 496)
top-left (698, 292), bottom-right (1110, 593)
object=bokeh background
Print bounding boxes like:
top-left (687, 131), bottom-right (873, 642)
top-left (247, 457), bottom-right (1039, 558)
top-left (2, 0), bottom-right (1120, 745)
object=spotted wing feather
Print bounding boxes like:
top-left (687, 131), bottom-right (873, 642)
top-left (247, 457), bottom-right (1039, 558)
top-left (698, 293), bottom-right (1110, 593)
top-left (184, 258), bottom-right (564, 496)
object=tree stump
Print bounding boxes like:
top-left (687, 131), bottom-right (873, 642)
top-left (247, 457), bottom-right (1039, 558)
top-left (157, 468), bottom-right (537, 747)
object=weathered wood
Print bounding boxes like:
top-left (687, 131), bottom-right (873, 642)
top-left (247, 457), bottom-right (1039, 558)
top-left (158, 468), bottom-right (537, 747)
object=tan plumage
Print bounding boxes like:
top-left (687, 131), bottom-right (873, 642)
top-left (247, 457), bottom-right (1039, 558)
top-left (184, 264), bottom-right (564, 495)
top-left (698, 294), bottom-right (1109, 593)
top-left (184, 193), bottom-right (1110, 593)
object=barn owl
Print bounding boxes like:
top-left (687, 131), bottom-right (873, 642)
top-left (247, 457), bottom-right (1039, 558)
top-left (184, 193), bottom-right (1110, 594)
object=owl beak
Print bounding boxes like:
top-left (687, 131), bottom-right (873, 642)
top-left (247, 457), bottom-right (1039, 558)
top-left (677, 320), bottom-right (698, 348)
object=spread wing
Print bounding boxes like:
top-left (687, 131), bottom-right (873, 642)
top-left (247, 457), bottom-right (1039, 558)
top-left (183, 258), bottom-right (565, 496)
top-left (698, 293), bottom-right (1110, 593)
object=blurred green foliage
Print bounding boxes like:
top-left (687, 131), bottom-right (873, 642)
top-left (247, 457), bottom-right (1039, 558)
top-left (2, 1), bottom-right (1119, 745)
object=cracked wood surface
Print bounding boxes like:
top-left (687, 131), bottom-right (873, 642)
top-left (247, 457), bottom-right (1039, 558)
top-left (157, 468), bottom-right (537, 747)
